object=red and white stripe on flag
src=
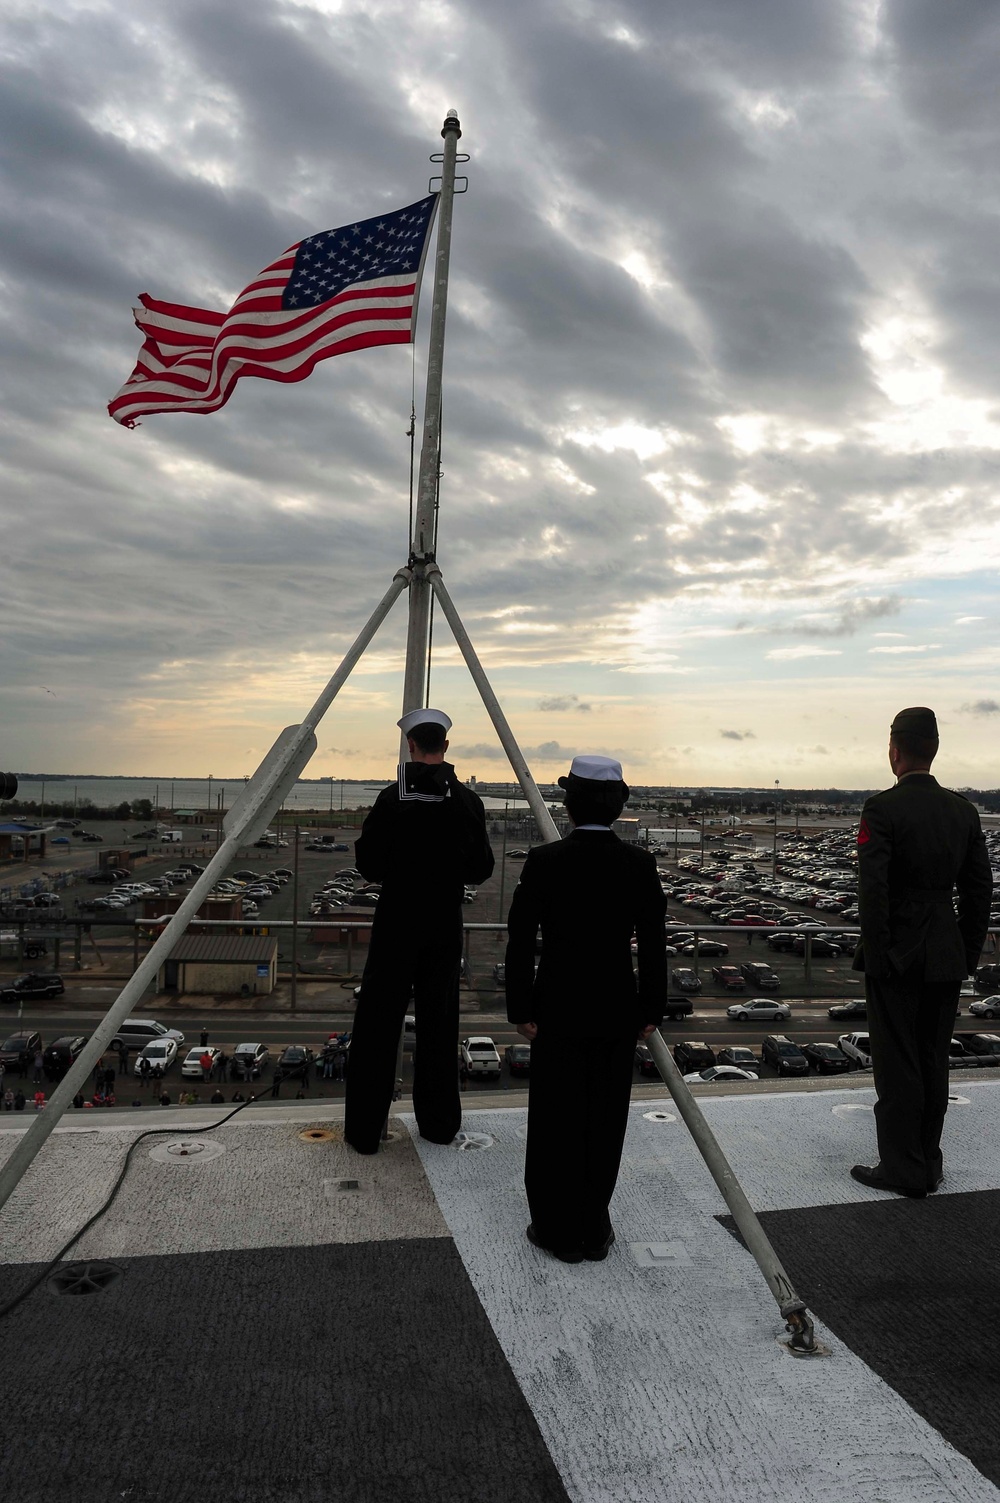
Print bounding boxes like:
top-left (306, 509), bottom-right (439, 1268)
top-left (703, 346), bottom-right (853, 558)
top-left (109, 195), bottom-right (437, 427)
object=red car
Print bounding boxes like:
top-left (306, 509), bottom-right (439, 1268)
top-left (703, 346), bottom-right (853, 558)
top-left (711, 965), bottom-right (746, 991)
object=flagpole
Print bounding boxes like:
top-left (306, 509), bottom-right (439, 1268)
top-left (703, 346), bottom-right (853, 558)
top-left (400, 109), bottom-right (463, 740)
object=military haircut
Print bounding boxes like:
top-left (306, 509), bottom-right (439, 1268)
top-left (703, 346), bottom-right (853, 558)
top-left (890, 729), bottom-right (939, 763)
top-left (407, 720), bottom-right (448, 754)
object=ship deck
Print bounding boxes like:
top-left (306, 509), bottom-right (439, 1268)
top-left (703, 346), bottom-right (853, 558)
top-left (1, 1077), bottom-right (998, 1502)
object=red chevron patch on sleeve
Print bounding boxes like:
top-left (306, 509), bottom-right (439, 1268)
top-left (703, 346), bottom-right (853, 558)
top-left (857, 817), bottom-right (871, 846)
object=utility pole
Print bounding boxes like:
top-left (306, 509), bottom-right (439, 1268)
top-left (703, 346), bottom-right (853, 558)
top-left (291, 823), bottom-right (300, 1012)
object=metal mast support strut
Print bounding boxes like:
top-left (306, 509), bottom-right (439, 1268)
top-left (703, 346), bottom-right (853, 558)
top-left (643, 1032), bottom-right (827, 1355)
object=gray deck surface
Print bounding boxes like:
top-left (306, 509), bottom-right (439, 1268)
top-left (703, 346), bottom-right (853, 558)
top-left (1, 1083), bottom-right (998, 1501)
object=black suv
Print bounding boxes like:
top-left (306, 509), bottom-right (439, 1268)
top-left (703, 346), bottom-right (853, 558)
top-left (976, 964), bottom-right (1000, 993)
top-left (761, 1034), bottom-right (809, 1076)
top-left (673, 1040), bottom-right (716, 1072)
top-left (0, 973), bottom-right (65, 1004)
top-left (739, 962), bottom-right (780, 990)
top-left (43, 1035), bottom-right (87, 1080)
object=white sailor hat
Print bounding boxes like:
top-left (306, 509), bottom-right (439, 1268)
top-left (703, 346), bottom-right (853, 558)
top-left (397, 707), bottom-right (453, 736)
top-left (560, 754), bottom-right (624, 784)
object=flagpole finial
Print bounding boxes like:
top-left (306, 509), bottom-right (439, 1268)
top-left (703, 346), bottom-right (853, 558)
top-left (442, 109), bottom-right (461, 138)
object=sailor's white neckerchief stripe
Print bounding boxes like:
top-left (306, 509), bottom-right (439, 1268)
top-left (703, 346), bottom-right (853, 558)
top-left (397, 764), bottom-right (451, 803)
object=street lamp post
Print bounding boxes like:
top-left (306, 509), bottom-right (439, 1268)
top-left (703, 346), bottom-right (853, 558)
top-left (772, 779), bottom-right (780, 874)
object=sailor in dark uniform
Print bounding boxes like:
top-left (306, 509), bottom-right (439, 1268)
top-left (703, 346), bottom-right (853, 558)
top-left (505, 756), bottom-right (667, 1262)
top-left (852, 707), bottom-right (993, 1196)
top-left (344, 708), bottom-right (495, 1154)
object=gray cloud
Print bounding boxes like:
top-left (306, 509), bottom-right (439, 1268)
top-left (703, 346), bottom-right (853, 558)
top-left (538, 695), bottom-right (593, 713)
top-left (959, 700), bottom-right (1000, 716)
top-left (720, 730), bottom-right (756, 741)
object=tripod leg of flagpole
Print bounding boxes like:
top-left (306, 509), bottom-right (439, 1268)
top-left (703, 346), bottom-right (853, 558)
top-left (428, 568), bottom-right (560, 845)
top-left (644, 1030), bottom-right (824, 1354)
top-left (0, 571), bottom-right (411, 1218)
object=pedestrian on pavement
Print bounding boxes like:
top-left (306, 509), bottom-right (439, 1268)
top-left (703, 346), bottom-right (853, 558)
top-left (4, 1088), bottom-right (13, 1111)
top-left (270, 1068), bottom-right (284, 1099)
top-left (33, 1090), bottom-right (45, 1111)
top-left (334, 1048), bottom-right (347, 1083)
top-left (72, 1091), bottom-right (84, 1110)
top-left (103, 1065), bottom-right (116, 1094)
top-left (150, 1064), bottom-right (163, 1091)
top-left (200, 1050), bottom-right (213, 1083)
top-left (210, 1088), bottom-right (225, 1104)
top-left (139, 1056), bottom-right (151, 1088)
top-left (200, 1027), bottom-right (209, 1048)
top-left (32, 1051), bottom-right (43, 1086)
top-left (345, 708), bottom-right (494, 1155)
top-left (506, 755), bottom-right (667, 1264)
top-left (13, 1090), bottom-right (25, 1112)
top-left (232, 1089), bottom-right (246, 1102)
top-left (216, 1050), bottom-right (228, 1082)
top-left (17, 1050), bottom-right (29, 1080)
top-left (159, 1091), bottom-right (171, 1106)
top-left (117, 1041), bottom-right (129, 1076)
top-left (0, 1061), bottom-right (6, 1099)
top-left (93, 1054), bottom-right (106, 1084)
top-left (851, 707), bottom-right (993, 1198)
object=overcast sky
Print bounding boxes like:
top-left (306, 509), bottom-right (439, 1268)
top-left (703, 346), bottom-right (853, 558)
top-left (2, 0), bottom-right (999, 790)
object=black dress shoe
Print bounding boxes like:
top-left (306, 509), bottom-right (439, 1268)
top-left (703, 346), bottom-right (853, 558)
top-left (850, 1164), bottom-right (926, 1198)
top-left (927, 1173), bottom-right (944, 1193)
top-left (582, 1229), bottom-right (616, 1262)
top-left (526, 1223), bottom-right (583, 1264)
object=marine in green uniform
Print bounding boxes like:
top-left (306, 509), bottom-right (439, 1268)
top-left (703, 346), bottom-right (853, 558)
top-left (851, 707), bottom-right (993, 1197)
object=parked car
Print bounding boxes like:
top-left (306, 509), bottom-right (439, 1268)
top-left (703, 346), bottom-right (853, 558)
top-left (134, 1038), bottom-right (179, 1075)
top-left (679, 939), bottom-right (729, 957)
top-left (716, 1045), bottom-right (762, 1073)
top-left (673, 1040), bottom-right (716, 1072)
top-left (838, 1032), bottom-right (873, 1068)
top-left (969, 995), bottom-right (1000, 1020)
top-left (505, 1042), bottom-right (531, 1077)
top-left (662, 996), bottom-right (694, 1020)
top-left (231, 1042), bottom-right (270, 1079)
top-left (0, 972), bottom-right (65, 1003)
top-left (710, 965), bottom-right (745, 991)
top-left (81, 832), bottom-right (103, 843)
top-left (791, 936), bottom-right (842, 957)
top-left (761, 1034), bottom-right (809, 1076)
top-left (802, 1041), bottom-right (852, 1074)
top-left (975, 964), bottom-right (1000, 992)
top-left (460, 1036), bottom-right (501, 1079)
top-left (739, 962), bottom-right (780, 990)
top-left (181, 1046), bottom-right (222, 1078)
top-left (726, 997), bottom-right (791, 1022)
top-left (0, 1030), bottom-right (42, 1067)
top-left (276, 1045), bottom-right (313, 1081)
top-left (954, 1032), bottom-right (1000, 1067)
top-left (110, 1018), bottom-right (185, 1050)
top-left (670, 967), bottom-right (702, 993)
top-left (682, 1065), bottom-right (758, 1084)
top-left (42, 1035), bottom-right (86, 1081)
top-left (827, 997), bottom-right (867, 1020)
top-left (635, 1043), bottom-right (660, 1078)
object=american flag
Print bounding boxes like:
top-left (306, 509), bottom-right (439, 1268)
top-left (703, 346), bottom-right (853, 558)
top-left (108, 195), bottom-right (438, 427)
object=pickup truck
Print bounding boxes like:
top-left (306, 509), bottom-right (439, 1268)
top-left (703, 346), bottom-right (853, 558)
top-left (0, 931), bottom-right (47, 962)
top-left (838, 1032), bottom-right (872, 1068)
top-left (460, 1036), bottom-right (501, 1079)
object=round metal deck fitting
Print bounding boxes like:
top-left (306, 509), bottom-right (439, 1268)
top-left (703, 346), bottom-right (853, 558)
top-left (48, 1261), bottom-right (123, 1296)
top-left (298, 1127), bottom-right (336, 1143)
top-left (149, 1138), bottom-right (226, 1165)
top-left (643, 1110), bottom-right (676, 1123)
top-left (455, 1131), bottom-right (493, 1151)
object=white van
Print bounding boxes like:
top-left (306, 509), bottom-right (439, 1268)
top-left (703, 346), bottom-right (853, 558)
top-left (110, 1017), bottom-right (185, 1049)
top-left (160, 831), bottom-right (183, 843)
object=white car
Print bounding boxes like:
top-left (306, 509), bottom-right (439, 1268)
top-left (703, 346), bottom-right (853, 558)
top-left (135, 1038), bottom-right (179, 1075)
top-left (838, 1031), bottom-right (873, 1068)
top-left (726, 999), bottom-right (791, 1022)
top-left (969, 995), bottom-right (1000, 1019)
top-left (181, 1046), bottom-right (221, 1078)
top-left (231, 1042), bottom-right (269, 1079)
top-left (460, 1036), bottom-right (501, 1078)
top-left (682, 1065), bottom-right (759, 1084)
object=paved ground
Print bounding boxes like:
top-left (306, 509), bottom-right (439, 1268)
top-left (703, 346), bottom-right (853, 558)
top-left (1, 1078), bottom-right (999, 1500)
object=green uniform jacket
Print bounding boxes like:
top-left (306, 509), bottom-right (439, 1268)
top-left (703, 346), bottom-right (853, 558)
top-left (852, 773), bottom-right (992, 982)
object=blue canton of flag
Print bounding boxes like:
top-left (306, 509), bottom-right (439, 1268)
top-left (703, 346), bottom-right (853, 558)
top-left (284, 198), bottom-right (437, 310)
